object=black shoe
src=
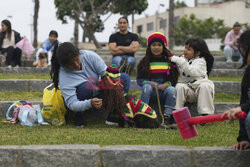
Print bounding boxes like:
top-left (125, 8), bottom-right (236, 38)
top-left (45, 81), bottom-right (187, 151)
top-left (164, 114), bottom-right (176, 126)
top-left (125, 63), bottom-right (133, 75)
top-left (119, 58), bottom-right (127, 73)
top-left (105, 112), bottom-right (119, 126)
top-left (73, 112), bottom-right (85, 127)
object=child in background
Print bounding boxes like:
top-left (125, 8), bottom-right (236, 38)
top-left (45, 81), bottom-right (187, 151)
top-left (35, 30), bottom-right (58, 66)
top-left (222, 30), bottom-right (250, 150)
top-left (169, 37), bottom-right (214, 117)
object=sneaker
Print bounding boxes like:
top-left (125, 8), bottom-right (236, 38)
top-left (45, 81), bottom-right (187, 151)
top-left (105, 112), bottom-right (119, 126)
top-left (125, 63), bottom-right (133, 75)
top-left (8, 65), bottom-right (12, 69)
top-left (119, 58), bottom-right (127, 73)
top-left (105, 120), bottom-right (119, 126)
top-left (164, 114), bottom-right (176, 126)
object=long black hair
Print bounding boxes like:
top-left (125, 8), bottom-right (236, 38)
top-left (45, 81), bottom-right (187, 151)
top-left (137, 43), bottom-right (179, 86)
top-left (50, 42), bottom-right (79, 89)
top-left (185, 37), bottom-right (214, 76)
top-left (238, 30), bottom-right (250, 69)
top-left (1, 20), bottom-right (12, 40)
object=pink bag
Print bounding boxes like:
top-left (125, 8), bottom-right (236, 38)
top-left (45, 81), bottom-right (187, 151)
top-left (16, 36), bottom-right (35, 55)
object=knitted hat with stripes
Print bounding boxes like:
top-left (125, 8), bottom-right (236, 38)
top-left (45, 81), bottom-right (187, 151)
top-left (147, 32), bottom-right (167, 48)
top-left (105, 64), bottom-right (121, 86)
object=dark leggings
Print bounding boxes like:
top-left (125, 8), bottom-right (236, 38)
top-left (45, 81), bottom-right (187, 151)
top-left (2, 46), bottom-right (22, 66)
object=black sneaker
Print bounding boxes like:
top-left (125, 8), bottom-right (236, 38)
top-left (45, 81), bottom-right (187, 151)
top-left (105, 112), bottom-right (119, 126)
top-left (125, 63), bottom-right (133, 75)
top-left (164, 114), bottom-right (176, 126)
top-left (119, 58), bottom-right (127, 73)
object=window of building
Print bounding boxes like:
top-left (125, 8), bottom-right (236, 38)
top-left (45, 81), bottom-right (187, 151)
top-left (160, 19), bottom-right (167, 29)
top-left (137, 25), bottom-right (143, 34)
top-left (147, 22), bottom-right (154, 31)
top-left (174, 16), bottom-right (180, 24)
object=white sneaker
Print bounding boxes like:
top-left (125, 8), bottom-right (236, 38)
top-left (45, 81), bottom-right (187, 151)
top-left (8, 65), bottom-right (12, 69)
top-left (14, 65), bottom-right (19, 68)
top-left (105, 120), bottom-right (119, 126)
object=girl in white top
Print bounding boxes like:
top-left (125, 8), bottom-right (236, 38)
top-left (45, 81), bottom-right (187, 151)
top-left (169, 37), bottom-right (215, 115)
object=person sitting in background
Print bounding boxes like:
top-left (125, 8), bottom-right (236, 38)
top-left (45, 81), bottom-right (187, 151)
top-left (34, 30), bottom-right (58, 67)
top-left (0, 19), bottom-right (22, 68)
top-left (223, 22), bottom-right (243, 63)
top-left (108, 16), bottom-right (139, 75)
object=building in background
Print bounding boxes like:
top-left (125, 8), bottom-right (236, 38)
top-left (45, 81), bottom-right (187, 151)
top-left (133, 0), bottom-right (250, 40)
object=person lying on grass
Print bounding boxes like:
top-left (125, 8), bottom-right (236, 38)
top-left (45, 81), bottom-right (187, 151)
top-left (222, 30), bottom-right (250, 150)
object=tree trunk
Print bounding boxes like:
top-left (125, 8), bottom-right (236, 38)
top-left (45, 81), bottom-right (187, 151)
top-left (89, 30), bottom-right (101, 49)
top-left (33, 0), bottom-right (39, 48)
top-left (168, 0), bottom-right (175, 50)
top-left (74, 18), bottom-right (79, 47)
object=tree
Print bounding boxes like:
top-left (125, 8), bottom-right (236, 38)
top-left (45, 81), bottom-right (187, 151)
top-left (174, 14), bottom-right (228, 46)
top-left (168, 0), bottom-right (175, 50)
top-left (175, 1), bottom-right (187, 8)
top-left (54, 0), bottom-right (148, 48)
top-left (33, 0), bottom-right (39, 48)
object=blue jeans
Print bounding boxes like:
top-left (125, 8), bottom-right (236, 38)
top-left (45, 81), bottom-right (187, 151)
top-left (245, 111), bottom-right (250, 140)
top-left (140, 84), bottom-right (177, 115)
top-left (112, 55), bottom-right (136, 69)
top-left (223, 46), bottom-right (242, 62)
top-left (76, 73), bottom-right (130, 100)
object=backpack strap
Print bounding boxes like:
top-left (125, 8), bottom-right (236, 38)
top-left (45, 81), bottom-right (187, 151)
top-left (6, 101), bottom-right (19, 121)
top-left (36, 105), bottom-right (44, 124)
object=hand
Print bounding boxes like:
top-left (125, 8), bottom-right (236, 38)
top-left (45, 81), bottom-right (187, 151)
top-left (232, 141), bottom-right (250, 150)
top-left (91, 98), bottom-right (102, 109)
top-left (221, 107), bottom-right (242, 121)
top-left (157, 84), bottom-right (167, 91)
top-left (168, 56), bottom-right (172, 61)
top-left (147, 81), bottom-right (159, 87)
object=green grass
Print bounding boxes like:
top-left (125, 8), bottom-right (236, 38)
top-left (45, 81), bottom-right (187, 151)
top-left (0, 91), bottom-right (240, 103)
top-left (0, 118), bottom-right (239, 147)
top-left (0, 73), bottom-right (50, 79)
top-left (0, 91), bottom-right (43, 101)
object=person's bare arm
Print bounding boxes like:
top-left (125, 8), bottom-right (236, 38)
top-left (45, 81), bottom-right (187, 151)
top-left (109, 41), bottom-right (139, 55)
top-left (119, 41), bottom-right (140, 53)
top-left (108, 42), bottom-right (126, 55)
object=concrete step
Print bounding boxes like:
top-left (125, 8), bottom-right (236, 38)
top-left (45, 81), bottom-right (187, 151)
top-left (210, 69), bottom-right (244, 77)
top-left (0, 101), bottom-right (238, 118)
top-left (0, 145), bottom-right (249, 167)
top-left (0, 67), bottom-right (50, 74)
top-left (0, 79), bottom-right (240, 94)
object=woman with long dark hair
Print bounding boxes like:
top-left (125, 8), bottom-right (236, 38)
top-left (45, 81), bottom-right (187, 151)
top-left (222, 30), bottom-right (250, 150)
top-left (0, 20), bottom-right (22, 67)
top-left (50, 42), bottom-right (130, 127)
top-left (137, 32), bottom-right (179, 126)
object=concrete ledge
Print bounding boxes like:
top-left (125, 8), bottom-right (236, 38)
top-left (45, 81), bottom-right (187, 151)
top-left (0, 79), bottom-right (241, 94)
top-left (0, 145), bottom-right (249, 167)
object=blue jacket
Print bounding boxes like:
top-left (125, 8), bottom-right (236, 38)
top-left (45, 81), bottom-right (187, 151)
top-left (41, 38), bottom-right (56, 52)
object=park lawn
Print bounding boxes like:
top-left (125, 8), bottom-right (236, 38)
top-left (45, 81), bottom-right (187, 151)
top-left (0, 91), bottom-right (240, 102)
top-left (0, 118), bottom-right (239, 147)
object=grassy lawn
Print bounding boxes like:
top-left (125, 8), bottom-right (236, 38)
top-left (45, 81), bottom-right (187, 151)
top-left (0, 118), bottom-right (239, 147)
top-left (0, 91), bottom-right (240, 103)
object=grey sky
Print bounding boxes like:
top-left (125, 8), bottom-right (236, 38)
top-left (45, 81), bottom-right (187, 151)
top-left (0, 0), bottom-right (194, 43)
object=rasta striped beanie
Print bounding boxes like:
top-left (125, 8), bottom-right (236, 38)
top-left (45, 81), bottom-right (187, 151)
top-left (147, 32), bottom-right (167, 48)
top-left (105, 64), bottom-right (121, 86)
